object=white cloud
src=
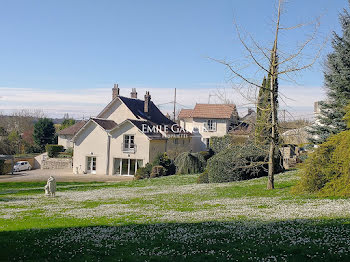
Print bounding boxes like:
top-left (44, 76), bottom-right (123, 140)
top-left (0, 84), bottom-right (325, 120)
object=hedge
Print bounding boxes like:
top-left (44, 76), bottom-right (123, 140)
top-left (45, 144), bottom-right (64, 158)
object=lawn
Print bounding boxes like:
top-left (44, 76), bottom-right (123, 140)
top-left (1, 171), bottom-right (350, 261)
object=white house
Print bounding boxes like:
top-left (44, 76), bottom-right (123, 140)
top-left (71, 85), bottom-right (192, 176)
top-left (178, 104), bottom-right (239, 151)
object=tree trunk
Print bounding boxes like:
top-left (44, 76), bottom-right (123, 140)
top-left (267, 140), bottom-right (275, 189)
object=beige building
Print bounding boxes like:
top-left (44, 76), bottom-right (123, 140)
top-left (57, 121), bottom-right (86, 149)
top-left (71, 85), bottom-right (191, 176)
top-left (178, 104), bottom-right (239, 151)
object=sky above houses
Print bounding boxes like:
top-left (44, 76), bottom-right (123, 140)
top-left (0, 0), bottom-right (347, 120)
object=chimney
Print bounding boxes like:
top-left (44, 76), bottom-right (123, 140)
top-left (112, 84), bottom-right (119, 100)
top-left (144, 91), bottom-right (151, 114)
top-left (130, 88), bottom-right (137, 99)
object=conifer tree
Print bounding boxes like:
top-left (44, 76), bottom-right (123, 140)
top-left (255, 76), bottom-right (270, 143)
top-left (308, 6), bottom-right (350, 144)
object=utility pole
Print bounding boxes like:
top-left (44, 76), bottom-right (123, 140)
top-left (173, 88), bottom-right (176, 121)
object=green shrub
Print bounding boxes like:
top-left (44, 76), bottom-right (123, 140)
top-left (210, 135), bottom-right (248, 153)
top-left (65, 147), bottom-right (74, 157)
top-left (152, 153), bottom-right (176, 176)
top-left (293, 129), bottom-right (350, 197)
top-left (150, 165), bottom-right (164, 178)
top-left (45, 144), bottom-right (64, 158)
top-left (174, 152), bottom-right (206, 174)
top-left (197, 170), bottom-right (209, 183)
top-left (198, 149), bottom-right (215, 161)
top-left (135, 163), bottom-right (153, 180)
top-left (0, 160), bottom-right (4, 175)
top-left (210, 135), bottom-right (232, 153)
top-left (204, 141), bottom-right (283, 183)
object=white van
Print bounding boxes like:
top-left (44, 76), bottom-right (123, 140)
top-left (13, 161), bottom-right (32, 172)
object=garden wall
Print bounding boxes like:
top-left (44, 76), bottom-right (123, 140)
top-left (41, 158), bottom-right (73, 170)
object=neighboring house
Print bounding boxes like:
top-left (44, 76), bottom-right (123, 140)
top-left (72, 85), bottom-right (191, 176)
top-left (178, 104), bottom-right (239, 151)
top-left (229, 108), bottom-right (256, 136)
top-left (57, 121), bottom-right (87, 149)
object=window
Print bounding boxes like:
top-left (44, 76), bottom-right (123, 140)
top-left (174, 138), bottom-right (179, 145)
top-left (205, 120), bottom-right (216, 132)
top-left (124, 135), bottom-right (135, 149)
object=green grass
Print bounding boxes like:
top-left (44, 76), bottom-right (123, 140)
top-left (1, 171), bottom-right (350, 261)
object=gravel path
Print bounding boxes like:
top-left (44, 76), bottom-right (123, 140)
top-left (0, 169), bottom-right (133, 182)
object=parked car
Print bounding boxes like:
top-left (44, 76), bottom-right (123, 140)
top-left (13, 161), bottom-right (32, 172)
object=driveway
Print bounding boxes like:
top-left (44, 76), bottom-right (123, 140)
top-left (0, 169), bottom-right (134, 183)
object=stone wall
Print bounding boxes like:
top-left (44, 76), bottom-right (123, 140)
top-left (41, 158), bottom-right (73, 170)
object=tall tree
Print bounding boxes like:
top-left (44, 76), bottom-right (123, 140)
top-left (33, 118), bottom-right (56, 150)
top-left (308, 5), bottom-right (350, 144)
top-left (213, 0), bottom-right (322, 189)
top-left (255, 76), bottom-right (273, 143)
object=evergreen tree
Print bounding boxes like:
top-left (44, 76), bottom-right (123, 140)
top-left (308, 6), bottom-right (350, 144)
top-left (255, 76), bottom-right (271, 143)
top-left (33, 118), bottom-right (56, 151)
top-left (255, 56), bottom-right (279, 146)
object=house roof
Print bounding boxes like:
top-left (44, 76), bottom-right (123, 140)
top-left (57, 121), bottom-right (87, 136)
top-left (241, 110), bottom-right (257, 124)
top-left (97, 96), bottom-right (175, 125)
top-left (127, 119), bottom-right (165, 139)
top-left (178, 109), bottom-right (193, 119)
top-left (180, 104), bottom-right (237, 119)
top-left (91, 118), bottom-right (117, 130)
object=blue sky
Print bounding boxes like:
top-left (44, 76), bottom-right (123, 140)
top-left (0, 0), bottom-right (347, 119)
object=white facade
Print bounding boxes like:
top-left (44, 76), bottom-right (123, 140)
top-left (58, 134), bottom-right (74, 149)
top-left (72, 90), bottom-right (192, 176)
top-left (180, 116), bottom-right (237, 152)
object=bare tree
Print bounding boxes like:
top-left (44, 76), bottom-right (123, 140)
top-left (212, 0), bottom-right (325, 189)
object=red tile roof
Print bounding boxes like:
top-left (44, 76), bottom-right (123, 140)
top-left (180, 104), bottom-right (237, 119)
top-left (178, 109), bottom-right (193, 119)
top-left (58, 121), bottom-right (87, 136)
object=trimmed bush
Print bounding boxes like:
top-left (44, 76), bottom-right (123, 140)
top-left (45, 144), bottom-right (64, 158)
top-left (202, 142), bottom-right (283, 183)
top-left (210, 135), bottom-right (248, 153)
top-left (65, 147), bottom-right (74, 157)
top-left (135, 163), bottom-right (153, 180)
top-left (150, 165), bottom-right (164, 178)
top-left (152, 153), bottom-right (176, 176)
top-left (174, 152), bottom-right (206, 174)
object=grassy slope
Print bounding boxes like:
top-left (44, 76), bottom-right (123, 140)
top-left (1, 171), bottom-right (350, 261)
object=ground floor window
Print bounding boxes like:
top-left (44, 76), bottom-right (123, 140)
top-left (86, 156), bottom-right (97, 174)
top-left (113, 158), bottom-right (143, 176)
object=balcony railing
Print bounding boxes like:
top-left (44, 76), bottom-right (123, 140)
top-left (204, 122), bottom-right (217, 132)
top-left (122, 143), bottom-right (137, 153)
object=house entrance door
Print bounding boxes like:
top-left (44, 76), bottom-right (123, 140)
top-left (87, 157), bottom-right (96, 174)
